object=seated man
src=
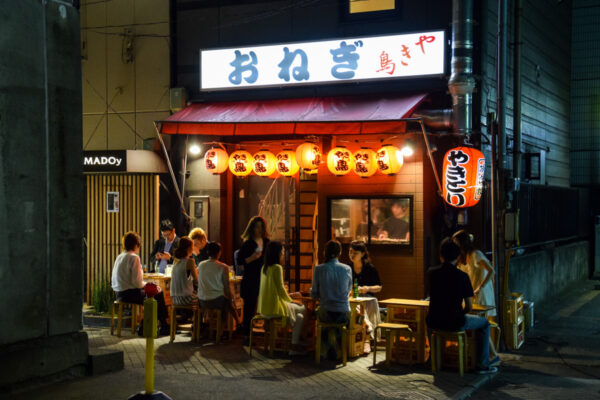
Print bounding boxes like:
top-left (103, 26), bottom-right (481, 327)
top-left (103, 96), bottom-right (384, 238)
top-left (111, 231), bottom-right (170, 336)
top-left (426, 238), bottom-right (497, 374)
top-left (311, 240), bottom-right (353, 361)
top-left (197, 242), bottom-right (241, 328)
top-left (149, 219), bottom-right (180, 274)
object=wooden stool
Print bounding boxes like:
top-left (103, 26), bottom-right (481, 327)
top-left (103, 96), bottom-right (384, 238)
top-left (315, 322), bottom-right (347, 366)
top-left (199, 308), bottom-right (232, 343)
top-left (373, 323), bottom-right (414, 368)
top-left (110, 300), bottom-right (141, 337)
top-left (248, 315), bottom-right (290, 357)
top-left (431, 330), bottom-right (468, 377)
top-left (169, 304), bottom-right (200, 343)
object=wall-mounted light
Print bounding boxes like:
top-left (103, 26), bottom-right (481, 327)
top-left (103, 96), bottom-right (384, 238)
top-left (189, 144), bottom-right (201, 155)
top-left (402, 140), bottom-right (414, 157)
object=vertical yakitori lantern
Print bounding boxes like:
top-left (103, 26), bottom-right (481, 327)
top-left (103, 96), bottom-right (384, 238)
top-left (443, 146), bottom-right (486, 208)
top-left (296, 142), bottom-right (322, 171)
top-left (252, 150), bottom-right (277, 176)
top-left (376, 144), bottom-right (404, 175)
top-left (327, 146), bottom-right (354, 176)
top-left (228, 150), bottom-right (253, 177)
top-left (353, 148), bottom-right (378, 177)
top-left (204, 147), bottom-right (229, 174)
top-left (276, 150), bottom-right (300, 176)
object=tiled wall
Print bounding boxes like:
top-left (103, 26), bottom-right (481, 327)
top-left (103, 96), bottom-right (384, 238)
top-left (571, 0), bottom-right (600, 185)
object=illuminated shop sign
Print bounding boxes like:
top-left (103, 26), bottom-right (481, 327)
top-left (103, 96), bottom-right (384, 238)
top-left (83, 151), bottom-right (127, 172)
top-left (200, 30), bottom-right (445, 90)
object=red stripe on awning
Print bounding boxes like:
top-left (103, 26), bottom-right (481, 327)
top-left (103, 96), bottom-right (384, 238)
top-left (158, 93), bottom-right (426, 136)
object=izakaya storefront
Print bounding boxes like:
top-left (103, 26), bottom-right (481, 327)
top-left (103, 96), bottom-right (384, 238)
top-left (156, 31), bottom-right (485, 300)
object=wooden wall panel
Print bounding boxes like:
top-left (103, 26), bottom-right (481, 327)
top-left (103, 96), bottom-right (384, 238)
top-left (85, 174), bottom-right (159, 304)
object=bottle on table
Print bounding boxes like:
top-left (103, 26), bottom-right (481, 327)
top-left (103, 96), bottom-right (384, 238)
top-left (353, 278), bottom-right (359, 298)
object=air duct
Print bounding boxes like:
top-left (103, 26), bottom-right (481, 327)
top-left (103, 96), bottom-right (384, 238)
top-left (449, 0), bottom-right (475, 137)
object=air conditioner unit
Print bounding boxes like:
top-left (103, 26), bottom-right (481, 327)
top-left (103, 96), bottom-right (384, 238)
top-left (169, 87), bottom-right (187, 112)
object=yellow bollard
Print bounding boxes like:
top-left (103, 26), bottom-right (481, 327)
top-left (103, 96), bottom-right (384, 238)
top-left (128, 297), bottom-right (171, 400)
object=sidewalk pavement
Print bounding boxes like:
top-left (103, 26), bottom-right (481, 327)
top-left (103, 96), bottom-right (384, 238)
top-left (472, 279), bottom-right (600, 399)
top-left (4, 322), bottom-right (497, 400)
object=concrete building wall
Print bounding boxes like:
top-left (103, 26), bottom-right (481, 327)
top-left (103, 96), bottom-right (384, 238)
top-left (0, 0), bottom-right (87, 390)
top-left (508, 241), bottom-right (589, 305)
top-left (571, 0), bottom-right (600, 186)
top-left (81, 0), bottom-right (171, 150)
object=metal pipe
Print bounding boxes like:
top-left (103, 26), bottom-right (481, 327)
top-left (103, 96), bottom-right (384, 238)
top-left (498, 0), bottom-right (508, 170)
top-left (449, 0), bottom-right (475, 137)
top-left (513, 0), bottom-right (522, 179)
top-left (488, 112), bottom-right (498, 287)
top-left (412, 109), bottom-right (453, 131)
top-left (418, 120), bottom-right (443, 196)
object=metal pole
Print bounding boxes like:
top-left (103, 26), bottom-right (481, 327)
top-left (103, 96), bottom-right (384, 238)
top-left (418, 120), bottom-right (443, 196)
top-left (513, 0), bottom-right (523, 179)
top-left (145, 337), bottom-right (154, 394)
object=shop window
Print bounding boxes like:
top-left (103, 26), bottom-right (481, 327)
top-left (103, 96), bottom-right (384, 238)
top-left (349, 0), bottom-right (396, 14)
top-left (329, 196), bottom-right (412, 246)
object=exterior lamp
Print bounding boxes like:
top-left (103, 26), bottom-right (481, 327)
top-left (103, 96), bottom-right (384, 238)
top-left (376, 144), bottom-right (403, 175)
top-left (189, 144), bottom-right (201, 155)
top-left (228, 150), bottom-right (253, 177)
top-left (276, 150), bottom-right (300, 176)
top-left (296, 142), bottom-right (322, 170)
top-left (401, 140), bottom-right (414, 157)
top-left (443, 146), bottom-right (486, 208)
top-left (204, 147), bottom-right (229, 174)
top-left (353, 148), bottom-right (378, 178)
top-left (327, 146), bottom-right (354, 176)
top-left (252, 150), bottom-right (277, 176)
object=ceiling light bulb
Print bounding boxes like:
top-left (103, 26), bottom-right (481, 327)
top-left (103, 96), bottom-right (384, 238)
top-left (189, 144), bottom-right (201, 155)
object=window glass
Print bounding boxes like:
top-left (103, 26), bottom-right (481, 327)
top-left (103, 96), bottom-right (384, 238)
top-left (331, 199), bottom-right (369, 243)
top-left (349, 0), bottom-right (395, 14)
top-left (370, 198), bottom-right (410, 244)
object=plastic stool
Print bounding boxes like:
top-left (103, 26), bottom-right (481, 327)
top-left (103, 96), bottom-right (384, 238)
top-left (169, 304), bottom-right (199, 343)
top-left (431, 330), bottom-right (468, 377)
top-left (373, 322), bottom-right (414, 367)
top-left (110, 300), bottom-right (141, 337)
top-left (315, 321), bottom-right (347, 366)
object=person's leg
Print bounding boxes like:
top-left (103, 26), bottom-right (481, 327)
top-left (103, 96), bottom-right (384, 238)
top-left (462, 314), bottom-right (490, 369)
top-left (152, 292), bottom-right (169, 326)
top-left (242, 293), bottom-right (258, 337)
top-left (288, 303), bottom-right (306, 345)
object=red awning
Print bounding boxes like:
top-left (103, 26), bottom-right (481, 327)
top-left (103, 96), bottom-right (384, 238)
top-left (158, 93), bottom-right (427, 136)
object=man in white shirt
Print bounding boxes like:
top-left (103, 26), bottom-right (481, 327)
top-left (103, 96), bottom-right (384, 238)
top-left (112, 231), bottom-right (170, 335)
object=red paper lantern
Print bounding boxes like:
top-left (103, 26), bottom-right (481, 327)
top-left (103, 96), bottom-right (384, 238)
top-left (276, 150), bottom-right (300, 176)
top-left (204, 148), bottom-right (229, 174)
top-left (376, 144), bottom-right (403, 175)
top-left (327, 146), bottom-right (354, 176)
top-left (442, 146), bottom-right (486, 208)
top-left (353, 148), bottom-right (377, 177)
top-left (253, 150), bottom-right (277, 176)
top-left (229, 150), bottom-right (253, 177)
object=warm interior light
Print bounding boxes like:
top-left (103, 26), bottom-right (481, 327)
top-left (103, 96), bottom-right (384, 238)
top-left (402, 145), bottom-right (413, 157)
top-left (189, 144), bottom-right (201, 155)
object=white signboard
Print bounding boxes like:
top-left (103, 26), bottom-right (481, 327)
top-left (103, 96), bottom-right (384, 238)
top-left (200, 30), bottom-right (445, 90)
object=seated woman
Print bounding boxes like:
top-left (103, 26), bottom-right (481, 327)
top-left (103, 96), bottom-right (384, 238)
top-left (170, 237), bottom-right (198, 306)
top-left (349, 240), bottom-right (382, 344)
top-left (258, 241), bottom-right (307, 356)
top-left (197, 242), bottom-right (241, 327)
top-left (111, 231), bottom-right (169, 335)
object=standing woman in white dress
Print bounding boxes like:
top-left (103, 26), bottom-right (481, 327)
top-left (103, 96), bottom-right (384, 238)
top-left (452, 230), bottom-right (499, 364)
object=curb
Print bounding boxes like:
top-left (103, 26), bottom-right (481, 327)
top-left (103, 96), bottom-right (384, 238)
top-left (451, 371), bottom-right (498, 400)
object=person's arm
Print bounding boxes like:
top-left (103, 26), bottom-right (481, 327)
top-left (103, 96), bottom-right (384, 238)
top-left (133, 256), bottom-right (144, 288)
top-left (273, 265), bottom-right (293, 303)
top-left (187, 258), bottom-right (198, 285)
top-left (310, 267), bottom-right (320, 299)
top-left (463, 296), bottom-right (473, 314)
top-left (149, 240), bottom-right (161, 264)
top-left (222, 266), bottom-right (233, 299)
top-left (474, 252), bottom-right (495, 295)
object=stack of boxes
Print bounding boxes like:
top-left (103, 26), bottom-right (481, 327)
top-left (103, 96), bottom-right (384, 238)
top-left (504, 292), bottom-right (525, 350)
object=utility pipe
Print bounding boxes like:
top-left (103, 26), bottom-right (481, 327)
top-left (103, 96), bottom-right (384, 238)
top-left (513, 0), bottom-right (523, 179)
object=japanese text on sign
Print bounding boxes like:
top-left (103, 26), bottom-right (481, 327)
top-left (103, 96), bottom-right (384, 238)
top-left (445, 149), bottom-right (469, 207)
top-left (200, 31), bottom-right (445, 90)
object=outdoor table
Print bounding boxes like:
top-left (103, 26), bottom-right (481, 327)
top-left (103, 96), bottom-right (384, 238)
top-left (144, 273), bottom-right (172, 306)
top-left (379, 298), bottom-right (430, 363)
top-left (470, 304), bottom-right (495, 317)
top-left (350, 296), bottom-right (381, 340)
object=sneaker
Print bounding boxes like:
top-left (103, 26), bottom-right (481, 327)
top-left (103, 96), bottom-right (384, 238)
top-left (489, 356), bottom-right (501, 367)
top-left (477, 366), bottom-right (498, 374)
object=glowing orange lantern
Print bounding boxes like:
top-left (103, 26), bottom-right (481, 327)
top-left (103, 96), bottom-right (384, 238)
top-left (253, 150), bottom-right (277, 176)
top-left (228, 150), bottom-right (253, 176)
top-left (276, 150), bottom-right (300, 176)
top-left (204, 147), bottom-right (229, 174)
top-left (296, 142), bottom-right (322, 170)
top-left (327, 146), bottom-right (354, 176)
top-left (353, 148), bottom-right (377, 177)
top-left (376, 145), bottom-right (403, 175)
top-left (443, 146), bottom-right (485, 208)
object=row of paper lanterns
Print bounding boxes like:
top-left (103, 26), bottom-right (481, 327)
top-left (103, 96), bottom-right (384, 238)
top-left (204, 142), bottom-right (407, 178)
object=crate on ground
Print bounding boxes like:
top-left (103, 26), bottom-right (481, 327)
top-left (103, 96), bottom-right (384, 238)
top-left (440, 331), bottom-right (477, 372)
top-left (348, 326), bottom-right (368, 358)
top-left (505, 319), bottom-right (525, 350)
top-left (389, 335), bottom-right (419, 364)
top-left (389, 306), bottom-right (418, 322)
top-left (504, 292), bottom-right (524, 324)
